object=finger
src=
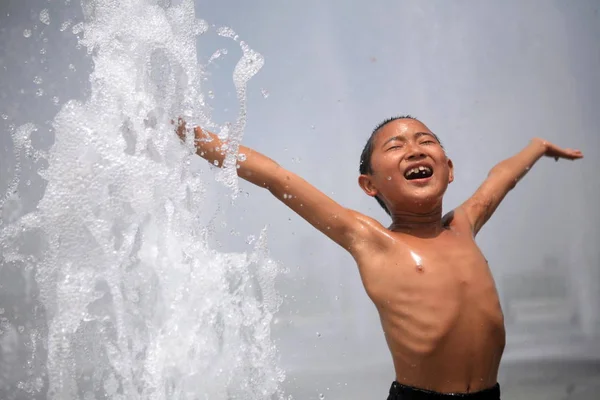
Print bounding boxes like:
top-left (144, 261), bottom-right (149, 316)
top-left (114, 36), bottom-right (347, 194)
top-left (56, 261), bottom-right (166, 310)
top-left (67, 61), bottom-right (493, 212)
top-left (566, 149), bottom-right (583, 159)
top-left (556, 148), bottom-right (582, 157)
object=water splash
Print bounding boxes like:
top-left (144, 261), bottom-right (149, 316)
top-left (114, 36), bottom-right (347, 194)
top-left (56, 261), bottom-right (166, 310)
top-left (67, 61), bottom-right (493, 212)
top-left (213, 27), bottom-right (265, 195)
top-left (0, 1), bottom-right (285, 399)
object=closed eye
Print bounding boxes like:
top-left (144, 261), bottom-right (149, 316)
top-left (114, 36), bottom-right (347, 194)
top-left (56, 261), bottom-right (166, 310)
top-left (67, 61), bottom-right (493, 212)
top-left (386, 145), bottom-right (403, 151)
top-left (420, 140), bottom-right (436, 145)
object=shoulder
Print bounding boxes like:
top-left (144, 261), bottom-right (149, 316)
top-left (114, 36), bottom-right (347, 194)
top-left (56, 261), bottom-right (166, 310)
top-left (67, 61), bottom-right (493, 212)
top-left (345, 209), bottom-right (397, 258)
top-left (448, 207), bottom-right (476, 235)
top-left (347, 209), bottom-right (391, 239)
top-left (447, 207), bottom-right (469, 223)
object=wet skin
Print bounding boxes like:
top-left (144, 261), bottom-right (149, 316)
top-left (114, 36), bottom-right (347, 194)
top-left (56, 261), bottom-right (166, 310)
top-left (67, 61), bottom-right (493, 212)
top-left (356, 208), bottom-right (505, 393)
top-left (355, 119), bottom-right (504, 392)
top-left (179, 117), bottom-right (583, 394)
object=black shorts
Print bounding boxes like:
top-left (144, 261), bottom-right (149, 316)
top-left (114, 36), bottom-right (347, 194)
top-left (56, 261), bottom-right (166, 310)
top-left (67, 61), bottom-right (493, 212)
top-left (387, 381), bottom-right (501, 400)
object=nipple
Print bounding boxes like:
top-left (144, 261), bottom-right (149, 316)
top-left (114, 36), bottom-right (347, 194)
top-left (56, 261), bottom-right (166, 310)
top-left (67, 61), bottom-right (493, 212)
top-left (410, 251), bottom-right (424, 272)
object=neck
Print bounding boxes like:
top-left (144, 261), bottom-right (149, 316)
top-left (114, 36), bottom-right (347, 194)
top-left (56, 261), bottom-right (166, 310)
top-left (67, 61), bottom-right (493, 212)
top-left (389, 205), bottom-right (446, 238)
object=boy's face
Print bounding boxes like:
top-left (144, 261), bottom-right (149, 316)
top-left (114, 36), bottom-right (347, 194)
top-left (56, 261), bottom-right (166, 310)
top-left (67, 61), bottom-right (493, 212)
top-left (359, 119), bottom-right (454, 214)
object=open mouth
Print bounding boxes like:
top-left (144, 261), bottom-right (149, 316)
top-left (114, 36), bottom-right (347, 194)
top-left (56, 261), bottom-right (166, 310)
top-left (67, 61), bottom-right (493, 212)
top-left (404, 165), bottom-right (434, 180)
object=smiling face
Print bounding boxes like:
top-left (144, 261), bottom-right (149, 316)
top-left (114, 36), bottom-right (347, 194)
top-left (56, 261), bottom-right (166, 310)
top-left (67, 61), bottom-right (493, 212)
top-left (358, 118), bottom-right (454, 215)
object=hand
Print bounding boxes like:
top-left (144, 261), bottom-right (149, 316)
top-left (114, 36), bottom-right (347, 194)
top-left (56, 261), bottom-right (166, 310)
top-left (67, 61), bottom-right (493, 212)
top-left (533, 138), bottom-right (584, 161)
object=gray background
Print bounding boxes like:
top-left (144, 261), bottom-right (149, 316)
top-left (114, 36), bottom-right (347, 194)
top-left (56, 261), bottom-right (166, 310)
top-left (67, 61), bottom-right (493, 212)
top-left (1, 0), bottom-right (599, 399)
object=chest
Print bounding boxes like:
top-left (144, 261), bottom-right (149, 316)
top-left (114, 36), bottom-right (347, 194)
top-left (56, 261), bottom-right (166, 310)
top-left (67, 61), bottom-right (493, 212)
top-left (360, 231), bottom-right (496, 303)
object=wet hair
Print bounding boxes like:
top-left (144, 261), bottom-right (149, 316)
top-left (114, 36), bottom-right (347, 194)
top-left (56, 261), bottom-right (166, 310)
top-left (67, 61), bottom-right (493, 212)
top-left (359, 115), bottom-right (442, 215)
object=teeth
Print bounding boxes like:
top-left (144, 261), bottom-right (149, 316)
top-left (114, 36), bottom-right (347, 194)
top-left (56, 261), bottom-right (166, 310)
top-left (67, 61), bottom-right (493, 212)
top-left (405, 166), bottom-right (432, 178)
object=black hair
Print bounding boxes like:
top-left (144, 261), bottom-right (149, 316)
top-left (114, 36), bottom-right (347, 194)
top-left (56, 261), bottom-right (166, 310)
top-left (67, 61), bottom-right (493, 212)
top-left (359, 115), bottom-right (442, 215)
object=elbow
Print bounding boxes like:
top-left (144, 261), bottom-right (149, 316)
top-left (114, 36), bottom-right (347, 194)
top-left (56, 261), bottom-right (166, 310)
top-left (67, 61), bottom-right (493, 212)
top-left (487, 166), bottom-right (517, 191)
top-left (487, 165), bottom-right (507, 178)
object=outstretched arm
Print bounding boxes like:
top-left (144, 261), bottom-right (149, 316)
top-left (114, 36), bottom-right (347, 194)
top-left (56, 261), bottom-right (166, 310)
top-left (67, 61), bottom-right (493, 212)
top-left (460, 138), bottom-right (583, 236)
top-left (176, 120), bottom-right (383, 253)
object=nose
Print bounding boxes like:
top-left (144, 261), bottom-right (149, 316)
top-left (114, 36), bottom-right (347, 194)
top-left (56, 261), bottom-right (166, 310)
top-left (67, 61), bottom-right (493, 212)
top-left (406, 148), bottom-right (426, 160)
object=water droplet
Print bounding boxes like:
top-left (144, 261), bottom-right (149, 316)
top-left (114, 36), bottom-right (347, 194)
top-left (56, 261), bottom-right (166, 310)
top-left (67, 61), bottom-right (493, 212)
top-left (35, 88), bottom-right (44, 97)
top-left (319, 394), bottom-right (325, 400)
top-left (316, 332), bottom-right (321, 337)
top-left (386, 176), bottom-right (392, 180)
top-left (237, 153), bottom-right (247, 162)
top-left (72, 22), bottom-right (84, 35)
top-left (260, 88), bottom-right (269, 98)
top-left (246, 235), bottom-right (256, 245)
top-left (39, 9), bottom-right (50, 25)
top-left (1, 114), bottom-right (8, 120)
top-left (39, 48), bottom-right (46, 55)
top-left (23, 29), bottom-right (32, 38)
top-left (334, 296), bottom-right (339, 301)
top-left (18, 325), bottom-right (25, 333)
top-left (52, 96), bottom-right (60, 104)
top-left (310, 125), bottom-right (316, 130)
top-left (207, 90), bottom-right (214, 99)
top-left (193, 19), bottom-right (208, 36)
top-left (33, 76), bottom-right (43, 85)
top-left (215, 26), bottom-right (232, 37)
top-left (60, 19), bottom-right (72, 32)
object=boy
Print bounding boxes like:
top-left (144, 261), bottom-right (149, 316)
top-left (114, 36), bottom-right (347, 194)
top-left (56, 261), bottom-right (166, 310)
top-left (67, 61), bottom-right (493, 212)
top-left (176, 116), bottom-right (583, 399)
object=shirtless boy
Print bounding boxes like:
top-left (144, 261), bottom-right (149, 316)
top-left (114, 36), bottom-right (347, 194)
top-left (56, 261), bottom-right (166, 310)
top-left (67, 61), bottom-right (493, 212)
top-left (176, 116), bottom-right (583, 399)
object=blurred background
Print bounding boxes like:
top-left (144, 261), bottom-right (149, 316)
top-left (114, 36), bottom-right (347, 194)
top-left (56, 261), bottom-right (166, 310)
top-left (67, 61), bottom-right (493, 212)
top-left (1, 0), bottom-right (599, 399)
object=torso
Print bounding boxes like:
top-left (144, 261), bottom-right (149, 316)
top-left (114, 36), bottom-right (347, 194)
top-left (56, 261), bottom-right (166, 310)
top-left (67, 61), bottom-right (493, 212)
top-left (354, 208), bottom-right (505, 393)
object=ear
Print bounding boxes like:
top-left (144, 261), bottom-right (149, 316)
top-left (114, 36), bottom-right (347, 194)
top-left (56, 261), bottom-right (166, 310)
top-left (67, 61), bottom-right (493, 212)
top-left (358, 174), bottom-right (378, 197)
top-left (447, 158), bottom-right (454, 183)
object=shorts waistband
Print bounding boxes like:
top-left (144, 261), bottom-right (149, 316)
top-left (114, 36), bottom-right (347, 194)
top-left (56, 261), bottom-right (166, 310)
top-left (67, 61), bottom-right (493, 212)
top-left (388, 381), bottom-right (501, 400)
